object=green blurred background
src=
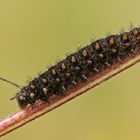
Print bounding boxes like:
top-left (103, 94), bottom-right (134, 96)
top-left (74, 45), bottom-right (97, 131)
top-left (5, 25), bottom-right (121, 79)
top-left (0, 0), bottom-right (140, 140)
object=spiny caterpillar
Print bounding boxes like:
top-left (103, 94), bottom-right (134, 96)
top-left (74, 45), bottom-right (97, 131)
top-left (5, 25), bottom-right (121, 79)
top-left (11, 27), bottom-right (140, 108)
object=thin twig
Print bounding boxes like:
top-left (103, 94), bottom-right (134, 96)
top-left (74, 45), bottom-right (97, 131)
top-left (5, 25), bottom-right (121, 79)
top-left (0, 48), bottom-right (140, 137)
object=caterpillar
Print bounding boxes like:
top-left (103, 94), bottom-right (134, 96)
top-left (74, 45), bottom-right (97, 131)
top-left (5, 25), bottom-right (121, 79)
top-left (10, 27), bottom-right (140, 108)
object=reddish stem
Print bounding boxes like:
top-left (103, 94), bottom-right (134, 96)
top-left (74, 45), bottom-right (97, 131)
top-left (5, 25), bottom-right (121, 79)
top-left (0, 49), bottom-right (140, 137)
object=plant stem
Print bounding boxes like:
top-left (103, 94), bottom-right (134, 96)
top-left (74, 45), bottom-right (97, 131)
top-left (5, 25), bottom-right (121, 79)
top-left (0, 49), bottom-right (140, 137)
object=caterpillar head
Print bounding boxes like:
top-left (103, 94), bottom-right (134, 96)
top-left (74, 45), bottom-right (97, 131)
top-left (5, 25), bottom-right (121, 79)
top-left (11, 91), bottom-right (28, 109)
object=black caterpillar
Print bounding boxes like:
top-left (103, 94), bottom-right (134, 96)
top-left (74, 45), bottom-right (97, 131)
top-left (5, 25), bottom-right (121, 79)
top-left (12, 27), bottom-right (140, 108)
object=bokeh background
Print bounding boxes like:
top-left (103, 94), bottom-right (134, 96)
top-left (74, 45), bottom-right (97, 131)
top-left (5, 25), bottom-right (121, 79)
top-left (0, 0), bottom-right (140, 140)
